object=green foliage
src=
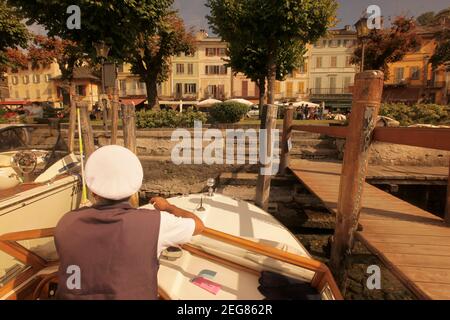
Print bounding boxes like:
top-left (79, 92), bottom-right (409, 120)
top-left (351, 17), bottom-right (420, 78)
top-left (135, 109), bottom-right (207, 128)
top-left (416, 12), bottom-right (436, 26)
top-left (380, 103), bottom-right (449, 126)
top-left (430, 29), bottom-right (450, 71)
top-left (209, 102), bottom-right (250, 124)
top-left (207, 0), bottom-right (337, 104)
top-left (0, 1), bottom-right (29, 67)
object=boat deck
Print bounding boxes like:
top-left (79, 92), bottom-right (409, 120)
top-left (290, 159), bottom-right (450, 300)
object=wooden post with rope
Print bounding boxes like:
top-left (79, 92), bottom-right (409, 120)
top-left (280, 106), bottom-right (294, 175)
top-left (445, 158), bottom-right (450, 225)
top-left (330, 70), bottom-right (384, 274)
top-left (255, 104), bottom-right (278, 211)
top-left (110, 85), bottom-right (119, 145)
top-left (67, 83), bottom-right (77, 153)
top-left (121, 103), bottom-right (139, 208)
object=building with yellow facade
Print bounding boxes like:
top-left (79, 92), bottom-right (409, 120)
top-left (383, 23), bottom-right (449, 105)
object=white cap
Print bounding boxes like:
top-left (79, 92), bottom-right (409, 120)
top-left (85, 145), bottom-right (143, 200)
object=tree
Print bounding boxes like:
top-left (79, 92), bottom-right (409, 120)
top-left (416, 12), bottom-right (436, 26)
top-left (226, 40), bottom-right (306, 108)
top-left (351, 17), bottom-right (421, 78)
top-left (430, 29), bottom-right (450, 71)
top-left (207, 0), bottom-right (337, 105)
top-left (0, 0), bottom-right (29, 71)
top-left (128, 12), bottom-right (195, 109)
top-left (9, 0), bottom-right (172, 61)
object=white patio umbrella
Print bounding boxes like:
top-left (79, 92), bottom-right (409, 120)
top-left (197, 98), bottom-right (222, 108)
top-left (291, 101), bottom-right (320, 108)
top-left (225, 98), bottom-right (254, 106)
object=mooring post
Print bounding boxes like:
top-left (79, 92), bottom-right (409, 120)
top-left (445, 158), bottom-right (450, 225)
top-left (255, 104), bottom-right (278, 211)
top-left (78, 102), bottom-right (95, 159)
top-left (67, 83), bottom-right (77, 153)
top-left (110, 85), bottom-right (119, 145)
top-left (330, 71), bottom-right (384, 273)
top-left (280, 106), bottom-right (294, 175)
top-left (121, 103), bottom-right (139, 207)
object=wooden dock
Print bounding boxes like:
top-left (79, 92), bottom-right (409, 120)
top-left (290, 159), bottom-right (450, 300)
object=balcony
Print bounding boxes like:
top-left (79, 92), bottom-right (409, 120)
top-left (310, 88), bottom-right (352, 96)
top-left (427, 80), bottom-right (446, 88)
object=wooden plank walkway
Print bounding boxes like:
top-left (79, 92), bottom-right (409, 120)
top-left (289, 159), bottom-right (450, 300)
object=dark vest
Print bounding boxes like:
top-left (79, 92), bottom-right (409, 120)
top-left (54, 202), bottom-right (161, 300)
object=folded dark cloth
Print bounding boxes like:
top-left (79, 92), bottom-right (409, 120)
top-left (258, 271), bottom-right (322, 300)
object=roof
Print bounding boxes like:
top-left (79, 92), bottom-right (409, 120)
top-left (52, 67), bottom-right (100, 82)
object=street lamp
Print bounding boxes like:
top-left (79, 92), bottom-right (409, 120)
top-left (93, 41), bottom-right (111, 130)
top-left (354, 17), bottom-right (370, 72)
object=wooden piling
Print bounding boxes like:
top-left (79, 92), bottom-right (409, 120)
top-left (110, 86), bottom-right (119, 145)
top-left (67, 83), bottom-right (77, 153)
top-left (77, 103), bottom-right (95, 159)
top-left (445, 158), bottom-right (450, 225)
top-left (280, 106), bottom-right (294, 175)
top-left (121, 103), bottom-right (139, 208)
top-left (330, 70), bottom-right (384, 272)
top-left (255, 104), bottom-right (278, 211)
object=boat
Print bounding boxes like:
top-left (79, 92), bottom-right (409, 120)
top-left (0, 125), bottom-right (82, 288)
top-left (0, 185), bottom-right (341, 300)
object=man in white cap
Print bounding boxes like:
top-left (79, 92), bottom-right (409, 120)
top-left (54, 145), bottom-right (204, 300)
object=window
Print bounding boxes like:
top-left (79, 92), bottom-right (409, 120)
top-left (76, 85), bottom-right (86, 96)
top-left (299, 63), bottom-right (308, 73)
top-left (329, 39), bottom-right (339, 48)
top-left (11, 76), bottom-right (18, 85)
top-left (139, 82), bottom-right (146, 90)
top-left (205, 65), bottom-right (227, 75)
top-left (184, 83), bottom-right (197, 94)
top-left (33, 74), bottom-right (40, 84)
top-left (186, 52), bottom-right (195, 57)
top-left (176, 64), bottom-right (184, 74)
top-left (175, 83), bottom-right (183, 95)
top-left (286, 82), bottom-right (293, 97)
top-left (322, 40), bottom-right (327, 47)
top-left (314, 78), bottom-right (322, 90)
top-left (117, 64), bottom-right (124, 73)
top-left (316, 57), bottom-right (322, 68)
top-left (207, 84), bottom-right (225, 98)
top-left (329, 77), bottom-right (337, 94)
top-left (410, 66), bottom-right (420, 80)
top-left (187, 63), bottom-right (194, 75)
top-left (206, 48), bottom-right (216, 56)
top-left (344, 77), bottom-right (352, 92)
top-left (330, 56), bottom-right (337, 68)
top-left (394, 68), bottom-right (405, 82)
top-left (45, 74), bottom-right (52, 82)
top-left (22, 75), bottom-right (29, 84)
top-left (298, 82), bottom-right (305, 94)
top-left (274, 81), bottom-right (281, 94)
top-left (218, 48), bottom-right (227, 56)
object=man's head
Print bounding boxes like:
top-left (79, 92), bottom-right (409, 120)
top-left (85, 145), bottom-right (143, 202)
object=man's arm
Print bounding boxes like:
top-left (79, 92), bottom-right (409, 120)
top-left (150, 197), bottom-right (205, 235)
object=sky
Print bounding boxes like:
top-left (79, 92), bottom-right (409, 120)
top-left (174, 0), bottom-right (450, 32)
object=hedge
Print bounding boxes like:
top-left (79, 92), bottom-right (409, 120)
top-left (135, 109), bottom-right (207, 128)
top-left (380, 103), bottom-right (449, 126)
top-left (209, 102), bottom-right (250, 123)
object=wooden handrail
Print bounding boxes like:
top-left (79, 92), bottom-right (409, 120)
top-left (291, 125), bottom-right (348, 138)
top-left (0, 228), bottom-right (55, 241)
top-left (373, 127), bottom-right (450, 151)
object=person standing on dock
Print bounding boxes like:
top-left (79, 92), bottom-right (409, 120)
top-left (54, 145), bottom-right (205, 300)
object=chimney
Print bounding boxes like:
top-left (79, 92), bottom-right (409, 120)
top-left (196, 29), bottom-right (209, 40)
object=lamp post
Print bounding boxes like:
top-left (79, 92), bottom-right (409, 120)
top-left (354, 17), bottom-right (370, 72)
top-left (94, 41), bottom-right (111, 130)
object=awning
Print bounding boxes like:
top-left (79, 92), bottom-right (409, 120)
top-left (0, 100), bottom-right (31, 105)
top-left (383, 87), bottom-right (421, 103)
top-left (119, 98), bottom-right (147, 106)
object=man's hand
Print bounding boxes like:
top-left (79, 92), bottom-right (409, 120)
top-left (150, 197), bottom-right (173, 212)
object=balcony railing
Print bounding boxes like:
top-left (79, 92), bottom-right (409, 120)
top-left (309, 88), bottom-right (352, 95)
